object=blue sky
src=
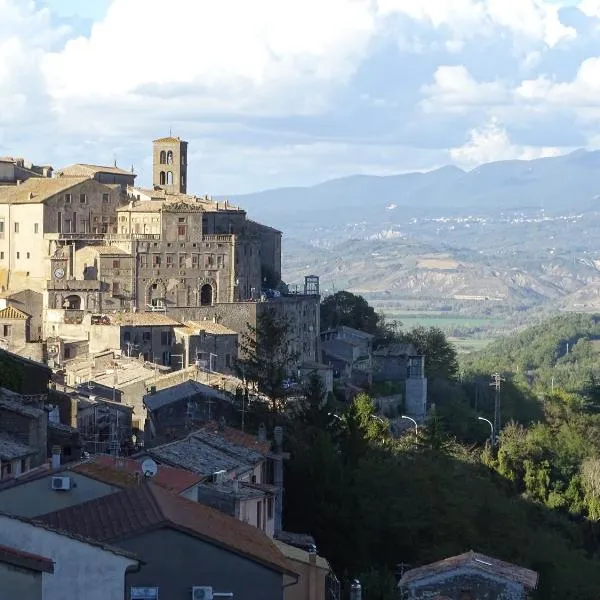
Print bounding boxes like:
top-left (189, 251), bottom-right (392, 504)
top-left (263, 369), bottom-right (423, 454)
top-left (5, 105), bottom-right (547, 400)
top-left (2, 0), bottom-right (600, 194)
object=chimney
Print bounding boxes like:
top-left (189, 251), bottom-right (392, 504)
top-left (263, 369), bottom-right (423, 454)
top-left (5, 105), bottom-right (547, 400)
top-left (257, 423), bottom-right (267, 442)
top-left (51, 446), bottom-right (61, 470)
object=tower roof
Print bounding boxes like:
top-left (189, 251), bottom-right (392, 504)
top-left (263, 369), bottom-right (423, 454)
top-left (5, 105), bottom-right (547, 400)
top-left (153, 136), bottom-right (187, 144)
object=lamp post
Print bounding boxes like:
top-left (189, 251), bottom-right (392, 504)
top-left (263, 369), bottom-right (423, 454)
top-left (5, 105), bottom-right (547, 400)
top-left (401, 415), bottom-right (418, 448)
top-left (477, 416), bottom-right (494, 446)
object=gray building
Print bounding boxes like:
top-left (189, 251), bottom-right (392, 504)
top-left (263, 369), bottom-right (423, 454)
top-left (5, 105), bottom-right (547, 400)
top-left (399, 551), bottom-right (539, 600)
top-left (40, 482), bottom-right (297, 600)
top-left (0, 511), bottom-right (139, 600)
top-left (0, 542), bottom-right (53, 600)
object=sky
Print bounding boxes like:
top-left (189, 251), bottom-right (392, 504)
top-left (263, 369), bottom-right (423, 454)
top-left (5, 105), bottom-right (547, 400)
top-left (2, 0), bottom-right (600, 194)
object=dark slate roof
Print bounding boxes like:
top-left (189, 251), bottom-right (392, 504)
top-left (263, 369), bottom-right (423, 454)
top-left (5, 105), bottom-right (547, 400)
top-left (399, 551), bottom-right (539, 590)
top-left (0, 432), bottom-right (36, 460)
top-left (145, 424), bottom-right (270, 477)
top-left (143, 380), bottom-right (229, 412)
top-left (40, 482), bottom-right (295, 576)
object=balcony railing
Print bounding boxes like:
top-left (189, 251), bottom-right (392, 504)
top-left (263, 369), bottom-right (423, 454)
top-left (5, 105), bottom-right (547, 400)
top-left (46, 280), bottom-right (106, 291)
top-left (44, 232), bottom-right (161, 242)
top-left (202, 234), bottom-right (234, 242)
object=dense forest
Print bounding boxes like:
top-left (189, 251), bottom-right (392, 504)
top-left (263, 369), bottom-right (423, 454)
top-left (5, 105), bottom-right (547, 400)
top-left (239, 300), bottom-right (600, 600)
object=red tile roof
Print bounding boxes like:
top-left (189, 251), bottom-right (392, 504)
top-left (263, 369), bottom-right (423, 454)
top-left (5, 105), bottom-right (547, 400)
top-left (200, 422), bottom-right (271, 455)
top-left (40, 482), bottom-right (296, 576)
top-left (79, 455), bottom-right (204, 492)
top-left (0, 544), bottom-right (54, 573)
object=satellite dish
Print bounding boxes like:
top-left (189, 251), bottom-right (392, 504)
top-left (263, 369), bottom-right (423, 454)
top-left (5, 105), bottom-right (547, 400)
top-left (141, 458), bottom-right (158, 478)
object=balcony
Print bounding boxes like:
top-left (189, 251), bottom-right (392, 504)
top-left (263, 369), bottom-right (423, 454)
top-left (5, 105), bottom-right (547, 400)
top-left (46, 280), bottom-right (106, 292)
top-left (44, 232), bottom-right (161, 242)
top-left (202, 234), bottom-right (234, 243)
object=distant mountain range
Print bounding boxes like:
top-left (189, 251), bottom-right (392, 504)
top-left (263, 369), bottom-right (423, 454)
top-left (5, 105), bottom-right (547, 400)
top-left (232, 150), bottom-right (600, 228)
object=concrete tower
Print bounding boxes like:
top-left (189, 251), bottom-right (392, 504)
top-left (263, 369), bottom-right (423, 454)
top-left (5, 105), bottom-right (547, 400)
top-left (152, 136), bottom-right (188, 194)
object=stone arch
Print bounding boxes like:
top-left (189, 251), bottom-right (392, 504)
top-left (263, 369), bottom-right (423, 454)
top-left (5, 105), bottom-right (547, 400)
top-left (63, 294), bottom-right (83, 310)
top-left (159, 171), bottom-right (166, 185)
top-left (166, 150), bottom-right (174, 164)
top-left (166, 171), bottom-right (173, 185)
top-left (145, 279), bottom-right (167, 308)
top-left (199, 278), bottom-right (217, 306)
top-left (159, 150), bottom-right (166, 164)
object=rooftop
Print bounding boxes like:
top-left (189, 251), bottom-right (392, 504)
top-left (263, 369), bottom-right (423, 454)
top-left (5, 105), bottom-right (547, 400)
top-left (40, 481), bottom-right (295, 575)
top-left (56, 163), bottom-right (136, 178)
top-left (0, 177), bottom-right (91, 205)
top-left (0, 388), bottom-right (46, 418)
top-left (0, 544), bottom-right (54, 574)
top-left (274, 540), bottom-right (330, 571)
top-left (143, 380), bottom-right (229, 413)
top-left (0, 305), bottom-right (29, 320)
top-left (374, 343), bottom-right (419, 357)
top-left (86, 362), bottom-right (163, 390)
top-left (106, 312), bottom-right (182, 327)
top-left (79, 245), bottom-right (130, 256)
top-left (73, 455), bottom-right (203, 493)
top-left (399, 551), bottom-right (539, 590)
top-left (0, 432), bottom-right (36, 460)
top-left (321, 326), bottom-right (375, 341)
top-left (182, 321), bottom-right (238, 336)
top-left (153, 136), bottom-right (187, 144)
top-left (146, 424), bottom-right (269, 478)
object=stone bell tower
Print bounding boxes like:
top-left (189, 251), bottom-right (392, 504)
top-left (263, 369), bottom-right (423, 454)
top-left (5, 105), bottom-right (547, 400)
top-left (152, 136), bottom-right (188, 194)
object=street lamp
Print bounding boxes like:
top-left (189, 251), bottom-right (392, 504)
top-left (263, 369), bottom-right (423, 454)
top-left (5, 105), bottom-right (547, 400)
top-left (401, 415), bottom-right (418, 437)
top-left (477, 416), bottom-right (494, 446)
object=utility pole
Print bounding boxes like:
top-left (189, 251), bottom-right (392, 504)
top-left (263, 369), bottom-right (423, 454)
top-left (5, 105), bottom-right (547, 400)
top-left (490, 372), bottom-right (504, 439)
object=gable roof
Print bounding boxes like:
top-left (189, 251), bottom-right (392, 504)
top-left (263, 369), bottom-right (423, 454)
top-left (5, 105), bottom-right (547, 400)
top-left (0, 177), bottom-right (89, 205)
top-left (153, 136), bottom-right (186, 144)
top-left (183, 321), bottom-right (237, 336)
top-left (108, 312), bottom-right (181, 327)
top-left (399, 551), bottom-right (539, 590)
top-left (72, 455), bottom-right (203, 494)
top-left (0, 432), bottom-right (36, 460)
top-left (0, 305), bottom-right (29, 320)
top-left (143, 380), bottom-right (228, 412)
top-left (56, 164), bottom-right (135, 178)
top-left (145, 425), bottom-right (270, 478)
top-left (40, 482), bottom-right (295, 575)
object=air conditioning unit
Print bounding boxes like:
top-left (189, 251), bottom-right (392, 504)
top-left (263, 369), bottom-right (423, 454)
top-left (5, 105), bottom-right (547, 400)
top-left (192, 587), bottom-right (213, 600)
top-left (51, 476), bottom-right (71, 491)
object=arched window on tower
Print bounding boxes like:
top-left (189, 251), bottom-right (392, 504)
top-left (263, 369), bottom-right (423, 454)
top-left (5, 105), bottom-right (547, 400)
top-left (160, 151), bottom-right (166, 164)
top-left (166, 171), bottom-right (173, 185)
top-left (166, 150), bottom-right (174, 164)
top-left (159, 171), bottom-right (166, 185)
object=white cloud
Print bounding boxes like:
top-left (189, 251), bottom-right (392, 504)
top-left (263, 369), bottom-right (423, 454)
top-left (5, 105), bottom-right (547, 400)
top-left (378, 0), bottom-right (576, 47)
top-left (421, 65), bottom-right (509, 112)
top-left (43, 0), bottom-right (377, 120)
top-left (579, 0), bottom-right (600, 18)
top-left (449, 118), bottom-right (564, 167)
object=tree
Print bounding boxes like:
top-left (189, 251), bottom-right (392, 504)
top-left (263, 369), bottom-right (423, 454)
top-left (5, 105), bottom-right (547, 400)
top-left (321, 291), bottom-right (383, 336)
top-left (397, 326), bottom-right (458, 381)
top-left (235, 310), bottom-right (299, 413)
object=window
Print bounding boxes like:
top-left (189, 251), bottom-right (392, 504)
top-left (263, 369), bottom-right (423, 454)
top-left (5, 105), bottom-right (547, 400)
top-left (226, 354), bottom-right (232, 368)
top-left (124, 331), bottom-right (131, 342)
top-left (14, 222), bottom-right (19, 233)
top-left (256, 501), bottom-right (263, 530)
top-left (166, 254), bottom-right (173, 267)
top-left (26, 252), bottom-right (30, 259)
top-left (191, 255), bottom-right (198, 267)
top-left (112, 259), bottom-right (120, 269)
top-left (153, 255), bottom-right (161, 267)
top-left (34, 223), bottom-right (39, 234)
top-left (16, 252), bottom-right (19, 259)
top-left (177, 224), bottom-right (186, 238)
top-left (178, 255), bottom-right (185, 268)
top-left (79, 193), bottom-right (87, 204)
top-left (2, 325), bottom-right (12, 337)
top-left (167, 150), bottom-right (174, 164)
top-left (267, 497), bottom-right (273, 519)
top-left (166, 171), bottom-right (173, 185)
top-left (0, 252), bottom-right (3, 260)
top-left (102, 193), bottom-right (110, 203)
top-left (142, 331), bottom-right (151, 343)
top-left (20, 459), bottom-right (27, 473)
top-left (140, 255), bottom-right (148, 268)
top-left (65, 193), bottom-right (72, 203)
top-left (0, 220), bottom-right (4, 234)
top-left (159, 171), bottom-right (166, 185)
top-left (161, 331), bottom-right (169, 345)
top-left (112, 282), bottom-right (120, 294)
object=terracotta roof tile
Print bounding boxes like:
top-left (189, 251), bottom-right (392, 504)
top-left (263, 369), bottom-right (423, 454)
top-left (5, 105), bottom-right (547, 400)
top-left (200, 422), bottom-right (272, 455)
top-left (183, 321), bottom-right (237, 336)
top-left (0, 306), bottom-right (29, 320)
top-left (108, 313), bottom-right (181, 327)
top-left (153, 137), bottom-right (186, 144)
top-left (0, 177), bottom-right (89, 205)
top-left (57, 164), bottom-right (135, 177)
top-left (40, 482), bottom-right (295, 575)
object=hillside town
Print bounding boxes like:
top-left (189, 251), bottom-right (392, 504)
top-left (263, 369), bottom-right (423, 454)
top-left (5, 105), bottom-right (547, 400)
top-left (0, 137), bottom-right (513, 600)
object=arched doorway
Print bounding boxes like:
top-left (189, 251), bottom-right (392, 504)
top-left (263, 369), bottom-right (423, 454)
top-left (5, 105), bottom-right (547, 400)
top-left (63, 295), bottom-right (82, 310)
top-left (200, 284), bottom-right (213, 306)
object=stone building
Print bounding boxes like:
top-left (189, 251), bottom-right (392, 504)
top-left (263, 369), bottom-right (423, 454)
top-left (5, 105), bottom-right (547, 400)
top-left (0, 157), bottom-right (52, 186)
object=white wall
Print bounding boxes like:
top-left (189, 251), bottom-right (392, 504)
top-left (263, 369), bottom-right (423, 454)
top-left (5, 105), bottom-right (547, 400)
top-left (0, 515), bottom-right (138, 600)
